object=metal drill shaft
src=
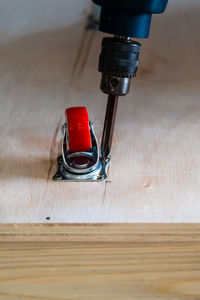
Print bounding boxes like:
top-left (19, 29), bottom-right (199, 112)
top-left (101, 94), bottom-right (119, 159)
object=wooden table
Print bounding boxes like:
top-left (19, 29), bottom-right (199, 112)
top-left (0, 1), bottom-right (200, 299)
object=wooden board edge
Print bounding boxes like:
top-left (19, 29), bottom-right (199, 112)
top-left (0, 224), bottom-right (200, 242)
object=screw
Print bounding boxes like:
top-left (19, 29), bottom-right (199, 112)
top-left (53, 173), bottom-right (62, 180)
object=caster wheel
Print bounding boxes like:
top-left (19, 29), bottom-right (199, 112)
top-left (53, 106), bottom-right (109, 181)
top-left (65, 107), bottom-right (92, 152)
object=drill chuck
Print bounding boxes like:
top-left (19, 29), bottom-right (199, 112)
top-left (98, 37), bottom-right (141, 96)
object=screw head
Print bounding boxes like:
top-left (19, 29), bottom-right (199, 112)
top-left (53, 173), bottom-right (62, 180)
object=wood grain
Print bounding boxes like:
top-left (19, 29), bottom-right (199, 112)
top-left (0, 0), bottom-right (200, 222)
top-left (1, 223), bottom-right (200, 242)
top-left (0, 224), bottom-right (200, 299)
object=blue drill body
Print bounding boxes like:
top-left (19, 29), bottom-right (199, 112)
top-left (92, 0), bottom-right (168, 38)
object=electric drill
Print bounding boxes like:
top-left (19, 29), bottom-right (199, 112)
top-left (53, 0), bottom-right (169, 182)
top-left (92, 0), bottom-right (168, 159)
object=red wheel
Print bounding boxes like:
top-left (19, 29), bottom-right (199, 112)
top-left (65, 107), bottom-right (92, 152)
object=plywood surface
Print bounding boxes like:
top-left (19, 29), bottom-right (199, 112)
top-left (0, 224), bottom-right (200, 299)
top-left (0, 0), bottom-right (200, 222)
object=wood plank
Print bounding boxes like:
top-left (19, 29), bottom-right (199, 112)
top-left (0, 0), bottom-right (200, 222)
top-left (1, 223), bottom-right (200, 242)
top-left (0, 224), bottom-right (200, 299)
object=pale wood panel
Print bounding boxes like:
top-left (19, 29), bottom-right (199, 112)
top-left (0, 224), bottom-right (200, 299)
top-left (0, 0), bottom-right (200, 222)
